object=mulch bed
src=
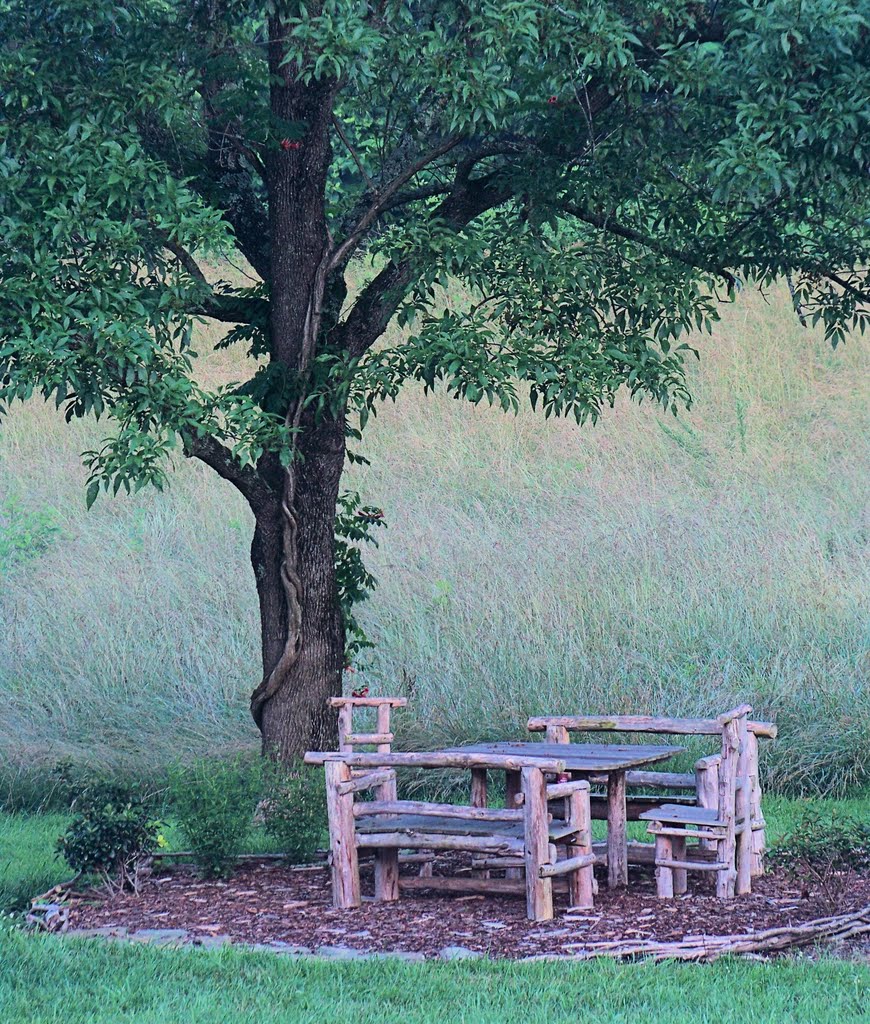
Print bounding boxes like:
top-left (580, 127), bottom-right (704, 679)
top-left (68, 857), bottom-right (870, 960)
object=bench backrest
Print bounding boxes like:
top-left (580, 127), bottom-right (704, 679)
top-left (527, 712), bottom-right (776, 742)
top-left (329, 695), bottom-right (408, 753)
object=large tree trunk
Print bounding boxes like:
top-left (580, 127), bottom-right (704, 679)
top-left (250, 416), bottom-right (346, 761)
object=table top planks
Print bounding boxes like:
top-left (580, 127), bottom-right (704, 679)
top-left (443, 741), bottom-right (686, 772)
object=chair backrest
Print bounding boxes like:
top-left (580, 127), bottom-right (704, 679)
top-left (329, 695), bottom-right (408, 753)
top-left (715, 704), bottom-right (751, 822)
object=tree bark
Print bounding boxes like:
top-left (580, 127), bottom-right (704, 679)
top-left (250, 415), bottom-right (347, 761)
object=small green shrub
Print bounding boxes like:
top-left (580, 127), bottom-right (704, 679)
top-left (56, 781), bottom-right (163, 895)
top-left (170, 758), bottom-right (261, 878)
top-left (262, 762), bottom-right (326, 864)
top-left (769, 807), bottom-right (870, 909)
top-left (0, 497), bottom-right (61, 574)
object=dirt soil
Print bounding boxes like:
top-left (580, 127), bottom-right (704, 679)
top-left (68, 857), bottom-right (870, 959)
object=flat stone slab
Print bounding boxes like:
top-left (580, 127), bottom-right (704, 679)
top-left (315, 945), bottom-right (367, 960)
top-left (438, 945), bottom-right (484, 961)
top-left (67, 927), bottom-right (129, 940)
top-left (129, 929), bottom-right (189, 945)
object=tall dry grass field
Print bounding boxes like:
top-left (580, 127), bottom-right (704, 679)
top-left (0, 279), bottom-right (867, 801)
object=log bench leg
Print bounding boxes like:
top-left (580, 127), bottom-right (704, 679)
top-left (522, 766), bottom-right (553, 921)
top-left (567, 787), bottom-right (594, 909)
top-left (325, 760), bottom-right (361, 909)
top-left (747, 734), bottom-right (766, 877)
top-left (672, 836), bottom-right (688, 895)
top-left (470, 769), bottom-right (490, 880)
top-left (373, 762), bottom-right (399, 901)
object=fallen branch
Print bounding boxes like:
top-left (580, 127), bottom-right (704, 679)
top-left (552, 904), bottom-right (870, 962)
top-left (26, 874), bottom-right (83, 933)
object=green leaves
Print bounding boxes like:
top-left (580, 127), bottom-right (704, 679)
top-left (0, 0), bottom-right (868, 516)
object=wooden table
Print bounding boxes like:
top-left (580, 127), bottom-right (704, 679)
top-left (445, 742), bottom-right (685, 888)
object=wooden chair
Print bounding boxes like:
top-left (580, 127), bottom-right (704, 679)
top-left (639, 705), bottom-right (753, 898)
top-left (303, 749), bottom-right (596, 921)
top-left (527, 708), bottom-right (776, 877)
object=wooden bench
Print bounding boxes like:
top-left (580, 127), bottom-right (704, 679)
top-left (527, 711), bottom-right (777, 876)
top-left (330, 695), bottom-right (407, 753)
top-left (303, 750), bottom-right (595, 921)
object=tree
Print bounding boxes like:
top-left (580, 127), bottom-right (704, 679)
top-left (1, 0), bottom-right (868, 761)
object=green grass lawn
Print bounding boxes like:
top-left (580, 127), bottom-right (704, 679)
top-left (0, 930), bottom-right (867, 1024)
top-left (2, 799), bottom-right (868, 1023)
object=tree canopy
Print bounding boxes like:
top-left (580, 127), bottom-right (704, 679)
top-left (1, 0), bottom-right (868, 754)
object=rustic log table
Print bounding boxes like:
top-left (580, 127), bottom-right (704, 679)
top-left (444, 741), bottom-right (686, 888)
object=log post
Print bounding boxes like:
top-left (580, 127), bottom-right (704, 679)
top-left (522, 766), bottom-right (553, 921)
top-left (746, 732), bottom-right (765, 877)
top-left (324, 760), bottom-right (360, 908)
top-left (606, 771), bottom-right (628, 888)
top-left (671, 836), bottom-right (688, 895)
top-left (471, 768), bottom-right (489, 880)
top-left (566, 785), bottom-right (594, 909)
top-left (337, 704), bottom-right (354, 753)
top-left (545, 724), bottom-right (570, 744)
top-left (695, 755), bottom-right (720, 853)
top-left (736, 716), bottom-right (752, 895)
top-left (716, 715), bottom-right (740, 899)
top-left (373, 760), bottom-right (399, 902)
top-left (655, 834), bottom-right (674, 898)
top-left (471, 768), bottom-right (488, 807)
top-left (376, 703), bottom-right (393, 754)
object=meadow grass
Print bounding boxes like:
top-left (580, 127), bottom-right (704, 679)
top-left (1, 929), bottom-right (868, 1024)
top-left (0, 281), bottom-right (867, 802)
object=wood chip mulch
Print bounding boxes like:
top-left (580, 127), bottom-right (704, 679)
top-left (67, 857), bottom-right (870, 960)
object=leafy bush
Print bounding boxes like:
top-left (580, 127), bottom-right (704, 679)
top-left (56, 780), bottom-right (163, 895)
top-left (262, 762), bottom-right (326, 864)
top-left (769, 807), bottom-right (870, 909)
top-left (170, 758), bottom-right (261, 878)
top-left (0, 497), bottom-right (61, 574)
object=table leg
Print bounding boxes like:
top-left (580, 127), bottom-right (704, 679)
top-left (607, 770), bottom-right (628, 888)
top-left (471, 769), bottom-right (489, 879)
top-left (505, 770), bottom-right (523, 879)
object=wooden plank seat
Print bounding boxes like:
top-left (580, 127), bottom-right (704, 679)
top-left (356, 813), bottom-right (525, 839)
top-left (586, 793), bottom-right (696, 821)
top-left (639, 804), bottom-right (729, 827)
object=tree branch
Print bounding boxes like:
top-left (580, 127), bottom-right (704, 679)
top-left (190, 293), bottom-right (271, 325)
top-left (184, 434), bottom-right (276, 512)
top-left (824, 271), bottom-right (870, 305)
top-left (328, 135), bottom-right (464, 273)
top-left (558, 203), bottom-right (737, 287)
top-left (159, 232), bottom-right (211, 288)
top-left (332, 172), bottom-right (513, 357)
